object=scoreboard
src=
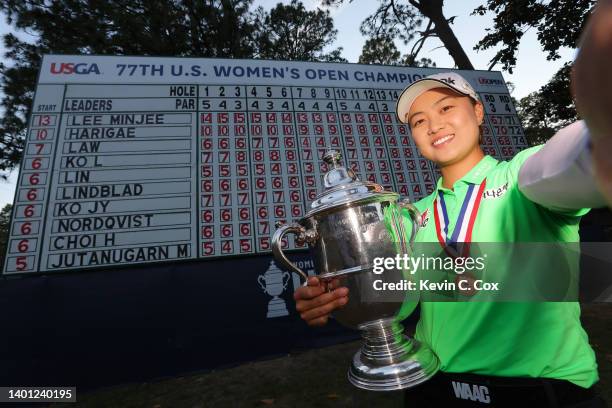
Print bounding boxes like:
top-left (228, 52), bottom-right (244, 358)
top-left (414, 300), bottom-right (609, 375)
top-left (2, 55), bottom-right (527, 274)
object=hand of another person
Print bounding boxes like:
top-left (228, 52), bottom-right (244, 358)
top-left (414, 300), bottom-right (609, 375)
top-left (572, 0), bottom-right (612, 206)
top-left (293, 276), bottom-right (348, 327)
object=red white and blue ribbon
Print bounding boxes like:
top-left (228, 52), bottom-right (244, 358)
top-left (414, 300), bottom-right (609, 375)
top-left (433, 179), bottom-right (487, 258)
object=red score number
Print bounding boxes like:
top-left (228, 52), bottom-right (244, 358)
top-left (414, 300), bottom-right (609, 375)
top-left (30, 157), bottom-right (42, 170)
top-left (23, 205), bottom-right (35, 218)
top-left (14, 115), bottom-right (57, 272)
top-left (15, 256), bottom-right (28, 271)
top-left (37, 115), bottom-right (51, 126)
top-left (36, 129), bottom-right (48, 140)
top-left (17, 239), bottom-right (29, 252)
top-left (20, 222), bottom-right (32, 235)
top-left (29, 173), bottom-right (40, 185)
top-left (240, 239), bottom-right (252, 253)
top-left (27, 188), bottom-right (38, 201)
top-left (203, 241), bottom-right (215, 255)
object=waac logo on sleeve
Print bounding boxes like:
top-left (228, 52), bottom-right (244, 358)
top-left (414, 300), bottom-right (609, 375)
top-left (50, 62), bottom-right (101, 75)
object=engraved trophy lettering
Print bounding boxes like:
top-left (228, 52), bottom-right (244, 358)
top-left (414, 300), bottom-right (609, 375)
top-left (272, 150), bottom-right (439, 391)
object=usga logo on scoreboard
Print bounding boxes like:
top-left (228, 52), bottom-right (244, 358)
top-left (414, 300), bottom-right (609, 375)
top-left (50, 62), bottom-right (101, 75)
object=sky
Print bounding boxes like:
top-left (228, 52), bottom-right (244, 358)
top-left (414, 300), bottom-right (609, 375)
top-left (0, 0), bottom-right (578, 208)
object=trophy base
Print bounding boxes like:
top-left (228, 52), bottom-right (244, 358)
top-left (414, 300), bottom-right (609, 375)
top-left (266, 297), bottom-right (289, 318)
top-left (348, 319), bottom-right (439, 391)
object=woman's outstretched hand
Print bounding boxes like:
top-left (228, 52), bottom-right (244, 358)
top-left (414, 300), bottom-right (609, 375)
top-left (572, 0), bottom-right (612, 206)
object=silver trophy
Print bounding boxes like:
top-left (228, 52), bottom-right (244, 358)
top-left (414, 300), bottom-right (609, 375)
top-left (272, 150), bottom-right (439, 391)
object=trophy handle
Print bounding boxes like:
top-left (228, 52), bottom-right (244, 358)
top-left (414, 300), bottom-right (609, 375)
top-left (271, 223), bottom-right (309, 284)
top-left (282, 271), bottom-right (290, 289)
top-left (398, 199), bottom-right (421, 248)
top-left (257, 275), bottom-right (267, 292)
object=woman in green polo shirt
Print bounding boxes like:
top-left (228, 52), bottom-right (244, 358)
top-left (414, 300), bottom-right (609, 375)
top-left (395, 75), bottom-right (606, 407)
top-left (293, 4), bottom-right (612, 405)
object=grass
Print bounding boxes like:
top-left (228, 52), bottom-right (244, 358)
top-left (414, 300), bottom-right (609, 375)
top-left (52, 303), bottom-right (611, 408)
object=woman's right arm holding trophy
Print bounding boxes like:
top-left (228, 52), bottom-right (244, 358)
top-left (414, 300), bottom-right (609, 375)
top-left (294, 276), bottom-right (348, 327)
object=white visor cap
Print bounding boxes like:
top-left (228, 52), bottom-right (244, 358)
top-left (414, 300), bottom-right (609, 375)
top-left (396, 72), bottom-right (480, 124)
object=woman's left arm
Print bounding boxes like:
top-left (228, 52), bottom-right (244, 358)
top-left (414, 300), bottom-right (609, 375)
top-left (572, 0), bottom-right (612, 206)
top-left (518, 121), bottom-right (607, 212)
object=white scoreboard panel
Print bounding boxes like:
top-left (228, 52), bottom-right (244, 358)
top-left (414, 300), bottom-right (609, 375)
top-left (2, 55), bottom-right (527, 274)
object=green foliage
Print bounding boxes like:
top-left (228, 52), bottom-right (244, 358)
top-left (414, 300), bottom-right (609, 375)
top-left (473, 0), bottom-right (595, 72)
top-left (0, 0), bottom-right (257, 178)
top-left (473, 1), bottom-right (590, 143)
top-left (517, 62), bottom-right (578, 145)
top-left (0, 203), bottom-right (12, 268)
top-left (358, 34), bottom-right (436, 67)
top-left (253, 0), bottom-right (346, 62)
top-left (401, 55), bottom-right (436, 68)
top-left (0, 0), bottom-right (345, 177)
top-left (358, 35), bottom-right (401, 65)
top-left (358, 1), bottom-right (423, 45)
top-left (357, 0), bottom-right (471, 68)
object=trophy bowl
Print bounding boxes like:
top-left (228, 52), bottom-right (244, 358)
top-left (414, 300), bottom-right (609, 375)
top-left (272, 150), bottom-right (439, 391)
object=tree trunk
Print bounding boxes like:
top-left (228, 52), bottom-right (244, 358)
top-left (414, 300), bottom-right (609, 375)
top-left (414, 0), bottom-right (474, 70)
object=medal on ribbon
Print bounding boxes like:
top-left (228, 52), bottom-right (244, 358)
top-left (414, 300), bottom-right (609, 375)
top-left (433, 180), bottom-right (487, 297)
top-left (433, 179), bottom-right (487, 259)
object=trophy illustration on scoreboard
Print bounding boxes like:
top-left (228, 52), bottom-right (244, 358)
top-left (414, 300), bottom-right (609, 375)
top-left (257, 260), bottom-right (291, 318)
top-left (272, 149), bottom-right (439, 391)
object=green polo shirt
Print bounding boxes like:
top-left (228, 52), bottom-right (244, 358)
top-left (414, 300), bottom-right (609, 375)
top-left (396, 146), bottom-right (598, 388)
